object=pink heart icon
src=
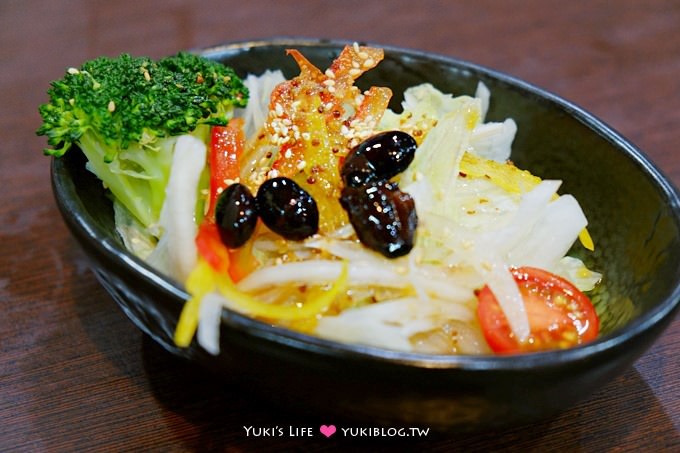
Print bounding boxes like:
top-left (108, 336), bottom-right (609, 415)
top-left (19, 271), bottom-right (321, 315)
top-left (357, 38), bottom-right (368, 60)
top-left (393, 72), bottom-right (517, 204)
top-left (319, 425), bottom-right (336, 438)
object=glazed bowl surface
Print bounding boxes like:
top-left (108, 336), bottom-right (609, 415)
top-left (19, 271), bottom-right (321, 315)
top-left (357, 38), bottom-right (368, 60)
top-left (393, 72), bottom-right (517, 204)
top-left (51, 38), bottom-right (680, 431)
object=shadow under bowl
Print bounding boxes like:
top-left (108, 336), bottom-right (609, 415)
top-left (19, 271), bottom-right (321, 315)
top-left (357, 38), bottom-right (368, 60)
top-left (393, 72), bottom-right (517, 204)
top-left (51, 38), bottom-right (680, 431)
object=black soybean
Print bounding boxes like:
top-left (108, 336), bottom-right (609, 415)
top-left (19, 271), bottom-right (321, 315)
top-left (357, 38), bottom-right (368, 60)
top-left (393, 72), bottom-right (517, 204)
top-left (257, 177), bottom-right (319, 240)
top-left (215, 183), bottom-right (259, 248)
top-left (341, 131), bottom-right (417, 187)
top-left (340, 180), bottom-right (417, 258)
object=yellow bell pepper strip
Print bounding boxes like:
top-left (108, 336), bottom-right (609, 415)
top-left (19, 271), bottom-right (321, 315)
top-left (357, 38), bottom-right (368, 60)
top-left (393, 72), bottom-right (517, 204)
top-left (227, 239), bottom-right (260, 283)
top-left (578, 229), bottom-right (595, 251)
top-left (216, 261), bottom-right (349, 321)
top-left (460, 152), bottom-right (594, 251)
top-left (174, 259), bottom-right (219, 347)
top-left (174, 219), bottom-right (232, 347)
top-left (173, 259), bottom-right (349, 347)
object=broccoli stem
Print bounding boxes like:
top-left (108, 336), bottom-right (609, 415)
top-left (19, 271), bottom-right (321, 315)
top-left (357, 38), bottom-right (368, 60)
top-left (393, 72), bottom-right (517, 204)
top-left (79, 132), bottom-right (162, 228)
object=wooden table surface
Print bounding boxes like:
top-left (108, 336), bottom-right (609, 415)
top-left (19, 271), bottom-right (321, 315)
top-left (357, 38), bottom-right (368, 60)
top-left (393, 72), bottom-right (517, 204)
top-left (2, 0), bottom-right (678, 451)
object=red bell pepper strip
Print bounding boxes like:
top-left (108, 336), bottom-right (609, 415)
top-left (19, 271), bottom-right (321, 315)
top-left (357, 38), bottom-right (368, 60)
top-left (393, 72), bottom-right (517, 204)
top-left (199, 120), bottom-right (260, 280)
top-left (195, 222), bottom-right (230, 275)
top-left (228, 242), bottom-right (259, 283)
top-left (206, 118), bottom-right (245, 220)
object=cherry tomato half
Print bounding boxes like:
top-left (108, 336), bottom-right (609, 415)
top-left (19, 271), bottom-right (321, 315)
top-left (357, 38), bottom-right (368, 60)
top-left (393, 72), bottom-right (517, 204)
top-left (476, 266), bottom-right (599, 354)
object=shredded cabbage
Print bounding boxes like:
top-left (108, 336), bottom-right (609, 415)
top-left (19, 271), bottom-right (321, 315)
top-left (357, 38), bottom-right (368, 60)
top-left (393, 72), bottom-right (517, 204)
top-left (237, 70), bottom-right (287, 141)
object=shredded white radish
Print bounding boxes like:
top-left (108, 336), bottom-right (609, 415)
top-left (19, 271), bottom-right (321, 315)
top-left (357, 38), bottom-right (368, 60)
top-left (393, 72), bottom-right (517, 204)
top-left (238, 260), bottom-right (395, 290)
top-left (315, 297), bottom-right (475, 352)
top-left (147, 135), bottom-right (206, 281)
top-left (508, 194), bottom-right (588, 269)
top-left (475, 256), bottom-right (530, 341)
top-left (483, 180), bottom-right (562, 254)
top-left (237, 259), bottom-right (471, 302)
top-left (197, 293), bottom-right (224, 355)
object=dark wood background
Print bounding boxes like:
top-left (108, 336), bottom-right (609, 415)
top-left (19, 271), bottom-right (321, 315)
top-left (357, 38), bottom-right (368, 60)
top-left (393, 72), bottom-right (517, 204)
top-left (2, 0), bottom-right (678, 450)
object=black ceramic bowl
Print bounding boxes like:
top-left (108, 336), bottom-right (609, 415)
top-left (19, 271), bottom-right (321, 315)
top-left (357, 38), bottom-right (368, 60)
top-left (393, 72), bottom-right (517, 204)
top-left (51, 38), bottom-right (680, 431)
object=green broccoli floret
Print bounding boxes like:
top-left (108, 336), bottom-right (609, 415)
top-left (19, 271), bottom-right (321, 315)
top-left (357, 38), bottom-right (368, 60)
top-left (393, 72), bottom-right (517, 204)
top-left (37, 52), bottom-right (248, 228)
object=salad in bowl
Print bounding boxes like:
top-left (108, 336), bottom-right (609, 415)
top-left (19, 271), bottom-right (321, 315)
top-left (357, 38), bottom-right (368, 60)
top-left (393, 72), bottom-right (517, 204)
top-left (38, 43), bottom-right (604, 358)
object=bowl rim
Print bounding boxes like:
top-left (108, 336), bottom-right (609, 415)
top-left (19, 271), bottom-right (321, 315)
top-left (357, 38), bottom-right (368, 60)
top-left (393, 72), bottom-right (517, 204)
top-left (51, 37), bottom-right (680, 371)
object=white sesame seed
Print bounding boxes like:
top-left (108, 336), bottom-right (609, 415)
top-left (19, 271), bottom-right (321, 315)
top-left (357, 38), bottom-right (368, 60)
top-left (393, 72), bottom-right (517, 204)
top-left (284, 149), bottom-right (292, 158)
top-left (296, 160), bottom-right (307, 170)
top-left (358, 51), bottom-right (369, 59)
top-left (325, 69), bottom-right (335, 79)
top-left (67, 67), bottom-right (80, 75)
top-left (107, 101), bottom-right (116, 112)
top-left (349, 68), bottom-right (362, 77)
top-left (275, 103), bottom-right (284, 117)
top-left (353, 42), bottom-right (360, 53)
top-left (327, 86), bottom-right (336, 93)
top-left (363, 58), bottom-right (375, 68)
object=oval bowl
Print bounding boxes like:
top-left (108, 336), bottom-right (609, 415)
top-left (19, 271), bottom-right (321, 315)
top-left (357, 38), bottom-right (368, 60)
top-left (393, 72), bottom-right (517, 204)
top-left (50, 38), bottom-right (680, 431)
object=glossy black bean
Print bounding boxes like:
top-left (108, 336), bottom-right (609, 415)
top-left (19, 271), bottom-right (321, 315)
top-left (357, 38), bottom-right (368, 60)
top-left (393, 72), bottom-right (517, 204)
top-left (215, 183), bottom-right (259, 248)
top-left (257, 177), bottom-right (319, 240)
top-left (341, 131), bottom-right (417, 187)
top-left (340, 180), bottom-right (417, 258)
